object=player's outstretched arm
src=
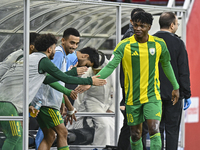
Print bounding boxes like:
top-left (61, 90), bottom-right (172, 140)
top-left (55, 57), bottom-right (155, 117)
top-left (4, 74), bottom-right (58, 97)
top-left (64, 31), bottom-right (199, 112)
top-left (74, 75), bottom-right (106, 93)
top-left (92, 75), bottom-right (106, 86)
top-left (75, 85), bottom-right (91, 94)
top-left (49, 82), bottom-right (72, 96)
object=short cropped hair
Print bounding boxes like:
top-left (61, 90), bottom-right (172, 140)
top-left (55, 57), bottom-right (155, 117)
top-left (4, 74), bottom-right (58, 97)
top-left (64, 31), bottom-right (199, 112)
top-left (131, 12), bottom-right (153, 25)
top-left (159, 12), bottom-right (176, 29)
top-left (79, 47), bottom-right (99, 68)
top-left (30, 32), bottom-right (40, 45)
top-left (131, 8), bottom-right (145, 19)
top-left (63, 28), bottom-right (80, 39)
top-left (35, 33), bottom-right (57, 52)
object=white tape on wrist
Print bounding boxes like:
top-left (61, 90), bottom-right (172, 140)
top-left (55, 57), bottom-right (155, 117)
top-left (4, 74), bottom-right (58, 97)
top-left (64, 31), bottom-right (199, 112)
top-left (67, 108), bottom-right (76, 115)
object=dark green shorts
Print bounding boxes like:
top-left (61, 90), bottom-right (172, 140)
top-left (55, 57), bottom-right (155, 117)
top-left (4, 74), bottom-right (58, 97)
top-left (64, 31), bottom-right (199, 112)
top-left (0, 102), bottom-right (22, 138)
top-left (126, 100), bottom-right (162, 126)
top-left (37, 106), bottom-right (64, 129)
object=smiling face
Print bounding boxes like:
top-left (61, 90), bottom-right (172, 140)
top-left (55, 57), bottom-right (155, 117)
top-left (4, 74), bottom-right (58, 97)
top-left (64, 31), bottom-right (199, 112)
top-left (131, 20), bottom-right (151, 43)
top-left (61, 35), bottom-right (80, 55)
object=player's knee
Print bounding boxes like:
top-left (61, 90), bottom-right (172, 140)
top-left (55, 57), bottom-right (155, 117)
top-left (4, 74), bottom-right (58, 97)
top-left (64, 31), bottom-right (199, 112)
top-left (130, 129), bottom-right (141, 142)
top-left (148, 126), bottom-right (159, 136)
top-left (44, 132), bottom-right (56, 143)
top-left (57, 129), bottom-right (68, 139)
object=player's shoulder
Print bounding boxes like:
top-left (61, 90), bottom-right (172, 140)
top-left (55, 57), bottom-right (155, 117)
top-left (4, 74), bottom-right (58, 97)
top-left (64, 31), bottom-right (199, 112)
top-left (152, 35), bottom-right (165, 43)
top-left (151, 35), bottom-right (167, 47)
top-left (115, 38), bottom-right (130, 51)
top-left (55, 46), bottom-right (64, 53)
top-left (120, 36), bottom-right (133, 45)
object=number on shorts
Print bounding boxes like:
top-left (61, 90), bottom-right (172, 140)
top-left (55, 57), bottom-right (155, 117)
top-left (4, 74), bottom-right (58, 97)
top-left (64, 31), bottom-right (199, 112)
top-left (57, 111), bottom-right (63, 121)
top-left (17, 122), bottom-right (20, 132)
top-left (127, 113), bottom-right (134, 123)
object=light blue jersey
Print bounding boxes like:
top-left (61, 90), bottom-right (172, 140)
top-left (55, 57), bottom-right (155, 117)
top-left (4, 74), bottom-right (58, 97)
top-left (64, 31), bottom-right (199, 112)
top-left (66, 51), bottom-right (78, 71)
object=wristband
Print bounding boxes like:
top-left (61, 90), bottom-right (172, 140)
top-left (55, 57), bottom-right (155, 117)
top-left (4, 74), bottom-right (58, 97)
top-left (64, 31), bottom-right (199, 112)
top-left (67, 108), bottom-right (76, 116)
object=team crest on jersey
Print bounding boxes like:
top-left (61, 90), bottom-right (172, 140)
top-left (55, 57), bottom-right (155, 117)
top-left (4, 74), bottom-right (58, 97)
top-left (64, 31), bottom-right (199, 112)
top-left (149, 48), bottom-right (155, 55)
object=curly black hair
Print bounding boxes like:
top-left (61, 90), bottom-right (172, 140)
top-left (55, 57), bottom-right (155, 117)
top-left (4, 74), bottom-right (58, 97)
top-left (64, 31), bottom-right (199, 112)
top-left (35, 33), bottom-right (57, 52)
top-left (131, 11), bottom-right (153, 25)
top-left (130, 8), bottom-right (145, 19)
top-left (30, 32), bottom-right (40, 45)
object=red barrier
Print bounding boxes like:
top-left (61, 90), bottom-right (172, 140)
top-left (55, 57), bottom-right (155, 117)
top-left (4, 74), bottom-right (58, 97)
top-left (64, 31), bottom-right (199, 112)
top-left (186, 0), bottom-right (200, 149)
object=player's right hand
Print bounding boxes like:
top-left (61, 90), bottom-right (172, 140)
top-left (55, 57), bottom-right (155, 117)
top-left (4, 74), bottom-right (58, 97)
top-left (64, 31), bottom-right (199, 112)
top-left (76, 66), bottom-right (88, 76)
top-left (91, 75), bottom-right (106, 86)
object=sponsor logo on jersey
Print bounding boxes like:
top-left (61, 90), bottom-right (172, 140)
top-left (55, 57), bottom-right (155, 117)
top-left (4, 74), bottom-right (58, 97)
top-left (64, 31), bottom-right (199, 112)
top-left (132, 51), bottom-right (139, 56)
top-left (149, 48), bottom-right (155, 55)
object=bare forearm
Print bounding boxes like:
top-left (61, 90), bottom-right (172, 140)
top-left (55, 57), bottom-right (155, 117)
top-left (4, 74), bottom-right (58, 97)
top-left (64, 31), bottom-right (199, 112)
top-left (63, 95), bottom-right (73, 111)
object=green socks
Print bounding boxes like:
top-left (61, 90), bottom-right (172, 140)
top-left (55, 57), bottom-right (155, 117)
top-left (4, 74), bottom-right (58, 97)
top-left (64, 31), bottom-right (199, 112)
top-left (130, 136), bottom-right (143, 150)
top-left (58, 146), bottom-right (69, 150)
top-left (130, 132), bottom-right (161, 150)
top-left (150, 133), bottom-right (161, 150)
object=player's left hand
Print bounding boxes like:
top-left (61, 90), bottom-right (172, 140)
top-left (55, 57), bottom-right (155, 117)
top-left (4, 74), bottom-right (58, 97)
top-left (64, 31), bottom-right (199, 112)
top-left (70, 90), bottom-right (78, 100)
top-left (184, 98), bottom-right (191, 110)
top-left (92, 75), bottom-right (107, 86)
top-left (171, 89), bottom-right (179, 105)
top-left (65, 108), bottom-right (77, 125)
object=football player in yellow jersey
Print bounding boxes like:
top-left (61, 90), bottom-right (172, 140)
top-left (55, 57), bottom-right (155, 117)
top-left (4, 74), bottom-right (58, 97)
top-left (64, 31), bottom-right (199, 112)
top-left (95, 12), bottom-right (180, 150)
top-left (75, 11), bottom-right (180, 150)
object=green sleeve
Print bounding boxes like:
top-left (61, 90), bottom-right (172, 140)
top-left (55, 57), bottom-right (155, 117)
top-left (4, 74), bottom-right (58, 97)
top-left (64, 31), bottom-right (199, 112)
top-left (62, 97), bottom-right (65, 104)
top-left (65, 67), bottom-right (77, 76)
top-left (39, 57), bottom-right (92, 85)
top-left (160, 42), bottom-right (179, 90)
top-left (43, 67), bottom-right (77, 84)
top-left (97, 42), bottom-right (125, 79)
top-left (48, 82), bottom-right (72, 96)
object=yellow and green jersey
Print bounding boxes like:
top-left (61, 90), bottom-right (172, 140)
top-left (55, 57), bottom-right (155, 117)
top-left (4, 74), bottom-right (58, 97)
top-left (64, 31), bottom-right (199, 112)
top-left (97, 35), bottom-right (179, 105)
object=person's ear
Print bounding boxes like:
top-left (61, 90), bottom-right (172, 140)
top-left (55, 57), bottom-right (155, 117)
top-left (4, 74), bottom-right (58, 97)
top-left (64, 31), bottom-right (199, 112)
top-left (170, 22), bottom-right (174, 30)
top-left (61, 38), bottom-right (65, 44)
top-left (82, 54), bottom-right (89, 58)
top-left (130, 19), bottom-right (133, 26)
top-left (148, 25), bottom-right (151, 31)
top-left (47, 46), bottom-right (52, 53)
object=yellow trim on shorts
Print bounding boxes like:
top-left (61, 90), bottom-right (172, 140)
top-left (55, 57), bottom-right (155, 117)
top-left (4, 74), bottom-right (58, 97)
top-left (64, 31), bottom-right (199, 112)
top-left (48, 108), bottom-right (60, 126)
top-left (9, 120), bottom-right (18, 136)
